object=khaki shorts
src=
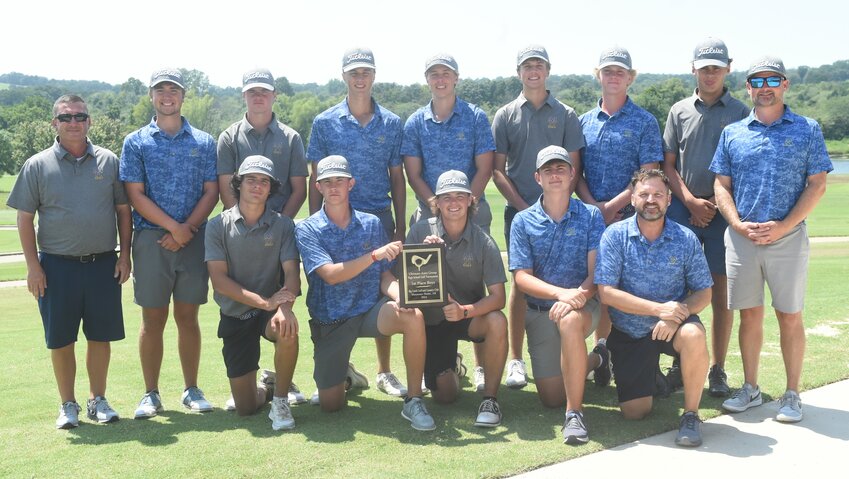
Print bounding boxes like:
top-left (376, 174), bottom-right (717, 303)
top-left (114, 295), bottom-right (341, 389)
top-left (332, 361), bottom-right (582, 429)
top-left (525, 296), bottom-right (600, 380)
top-left (725, 224), bottom-right (809, 313)
top-left (132, 227), bottom-right (209, 308)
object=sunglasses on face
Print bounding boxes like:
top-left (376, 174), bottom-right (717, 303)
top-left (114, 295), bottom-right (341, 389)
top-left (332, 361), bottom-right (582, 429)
top-left (748, 76), bottom-right (784, 88)
top-left (55, 113), bottom-right (90, 123)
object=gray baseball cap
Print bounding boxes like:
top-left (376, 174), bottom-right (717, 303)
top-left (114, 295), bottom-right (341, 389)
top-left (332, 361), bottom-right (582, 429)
top-left (425, 53), bottom-right (459, 74)
top-left (693, 38), bottom-right (731, 69)
top-left (747, 55), bottom-right (786, 78)
top-left (149, 68), bottom-right (185, 89)
top-left (517, 45), bottom-right (550, 66)
top-left (434, 170), bottom-right (472, 196)
top-left (242, 68), bottom-right (275, 92)
top-left (536, 145), bottom-right (573, 170)
top-left (342, 47), bottom-right (376, 72)
top-left (597, 47), bottom-right (632, 70)
top-left (316, 155), bottom-right (353, 181)
top-left (238, 155), bottom-right (274, 178)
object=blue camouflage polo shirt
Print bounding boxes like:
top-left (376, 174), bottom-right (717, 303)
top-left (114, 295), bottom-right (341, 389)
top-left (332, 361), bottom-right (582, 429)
top-left (509, 196), bottom-right (605, 310)
top-left (307, 99), bottom-right (402, 212)
top-left (296, 207), bottom-right (390, 323)
top-left (580, 97), bottom-right (663, 201)
top-left (709, 106), bottom-right (833, 223)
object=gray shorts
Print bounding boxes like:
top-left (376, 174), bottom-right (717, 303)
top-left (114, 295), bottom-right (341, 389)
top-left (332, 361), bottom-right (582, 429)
top-left (725, 224), bottom-right (809, 313)
top-left (132, 227), bottom-right (209, 308)
top-left (525, 296), bottom-right (600, 380)
top-left (309, 296), bottom-right (389, 389)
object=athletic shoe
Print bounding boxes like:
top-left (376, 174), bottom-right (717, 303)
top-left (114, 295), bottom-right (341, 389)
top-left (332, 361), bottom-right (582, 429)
top-left (591, 341), bottom-right (612, 387)
top-left (562, 410), bottom-right (589, 445)
top-left (666, 357), bottom-right (683, 392)
top-left (776, 390), bottom-right (803, 423)
top-left (473, 366), bottom-right (486, 393)
top-left (654, 365), bottom-right (672, 398)
top-left (269, 396), bottom-right (295, 431)
top-left (259, 369), bottom-right (276, 388)
top-left (287, 383), bottom-right (307, 405)
top-left (346, 362), bottom-right (369, 389)
top-left (505, 359), bottom-right (528, 389)
top-left (56, 401), bottom-right (81, 429)
top-left (181, 386), bottom-right (213, 412)
top-left (455, 353), bottom-right (467, 377)
top-left (474, 397), bottom-right (502, 427)
top-left (420, 378), bottom-right (430, 396)
top-left (708, 364), bottom-right (731, 397)
top-left (134, 390), bottom-right (163, 419)
top-left (309, 391), bottom-right (320, 406)
top-left (675, 411), bottom-right (703, 447)
top-left (401, 396), bottom-right (435, 431)
top-left (722, 383), bottom-right (763, 412)
top-left (224, 396), bottom-right (236, 412)
top-left (86, 396), bottom-right (119, 423)
top-left (376, 372), bottom-right (407, 397)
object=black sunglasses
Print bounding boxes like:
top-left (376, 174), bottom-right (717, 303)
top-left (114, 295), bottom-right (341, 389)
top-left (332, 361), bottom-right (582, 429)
top-left (748, 76), bottom-right (784, 88)
top-left (55, 113), bottom-right (90, 123)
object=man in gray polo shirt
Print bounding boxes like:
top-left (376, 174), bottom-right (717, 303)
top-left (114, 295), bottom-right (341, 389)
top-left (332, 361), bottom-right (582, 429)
top-left (218, 68), bottom-right (308, 218)
top-left (492, 45), bottom-right (585, 391)
top-left (406, 170), bottom-right (508, 427)
top-left (8, 94), bottom-right (132, 429)
top-left (662, 38), bottom-right (749, 397)
top-left (206, 155), bottom-right (301, 431)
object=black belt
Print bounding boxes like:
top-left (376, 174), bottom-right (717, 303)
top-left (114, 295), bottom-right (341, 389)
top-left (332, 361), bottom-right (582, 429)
top-left (52, 251), bottom-right (115, 263)
top-left (527, 303), bottom-right (551, 312)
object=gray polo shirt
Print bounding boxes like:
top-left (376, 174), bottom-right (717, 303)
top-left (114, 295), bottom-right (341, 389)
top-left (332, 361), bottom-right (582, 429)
top-left (406, 217), bottom-right (506, 325)
top-left (217, 114), bottom-right (309, 212)
top-left (7, 139), bottom-right (127, 256)
top-left (663, 89), bottom-right (749, 198)
top-left (205, 204), bottom-right (299, 317)
top-left (492, 92), bottom-right (585, 206)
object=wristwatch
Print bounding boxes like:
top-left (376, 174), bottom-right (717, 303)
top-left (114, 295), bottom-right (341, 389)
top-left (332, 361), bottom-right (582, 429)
top-left (462, 307), bottom-right (469, 319)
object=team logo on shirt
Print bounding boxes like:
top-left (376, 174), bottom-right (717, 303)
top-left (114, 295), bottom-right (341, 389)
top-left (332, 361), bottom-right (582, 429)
top-left (463, 253), bottom-right (473, 268)
top-left (668, 256), bottom-right (678, 265)
top-left (190, 148), bottom-right (199, 157)
top-left (548, 117), bottom-right (558, 129)
top-left (784, 138), bottom-right (794, 148)
top-left (623, 130), bottom-right (633, 138)
top-left (363, 241), bottom-right (372, 251)
top-left (565, 227), bottom-right (576, 236)
top-left (263, 232), bottom-right (274, 247)
top-left (377, 135), bottom-right (385, 144)
top-left (94, 165), bottom-right (104, 180)
top-left (273, 144), bottom-right (284, 155)
top-left (457, 132), bottom-right (465, 141)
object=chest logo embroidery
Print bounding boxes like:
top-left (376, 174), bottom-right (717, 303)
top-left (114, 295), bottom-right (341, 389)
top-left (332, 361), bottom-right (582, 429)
top-left (784, 138), bottom-right (794, 148)
top-left (548, 117), bottom-right (558, 129)
top-left (273, 144), bottom-right (284, 155)
top-left (263, 232), bottom-right (274, 247)
top-left (668, 256), bottom-right (678, 265)
top-left (463, 254), bottom-right (473, 268)
top-left (377, 135), bottom-right (385, 144)
top-left (94, 165), bottom-right (104, 180)
top-left (457, 132), bottom-right (465, 141)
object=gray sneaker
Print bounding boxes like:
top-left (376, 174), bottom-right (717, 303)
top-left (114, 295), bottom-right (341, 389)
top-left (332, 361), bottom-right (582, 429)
top-left (675, 411), bottom-right (702, 447)
top-left (181, 386), bottom-right (213, 412)
top-left (401, 397), bottom-right (435, 431)
top-left (722, 383), bottom-right (762, 412)
top-left (776, 390), bottom-right (803, 423)
top-left (376, 372), bottom-right (407, 397)
top-left (134, 390), bottom-right (163, 419)
top-left (56, 401), bottom-right (81, 429)
top-left (269, 396), bottom-right (295, 431)
top-left (505, 359), bottom-right (528, 389)
top-left (346, 362), bottom-right (369, 389)
top-left (562, 410), bottom-right (589, 444)
top-left (87, 396), bottom-right (119, 423)
top-left (473, 366), bottom-right (485, 393)
top-left (474, 397), bottom-right (502, 427)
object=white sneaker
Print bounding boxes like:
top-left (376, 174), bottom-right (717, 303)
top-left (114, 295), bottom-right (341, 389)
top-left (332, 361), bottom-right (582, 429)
top-left (474, 397), bottom-right (502, 427)
top-left (86, 396), bottom-right (119, 423)
top-left (134, 390), bottom-right (163, 419)
top-left (376, 372), bottom-right (408, 397)
top-left (269, 396), bottom-right (295, 431)
top-left (287, 383), bottom-right (307, 405)
top-left (181, 386), bottom-right (213, 412)
top-left (309, 391), bottom-right (320, 406)
top-left (224, 396), bottom-right (236, 412)
top-left (56, 401), bottom-right (81, 429)
top-left (346, 362), bottom-right (369, 389)
top-left (421, 378), bottom-right (430, 396)
top-left (505, 359), bottom-right (528, 389)
top-left (473, 366), bottom-right (485, 393)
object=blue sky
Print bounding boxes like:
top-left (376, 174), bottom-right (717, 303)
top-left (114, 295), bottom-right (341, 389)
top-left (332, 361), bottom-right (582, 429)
top-left (5, 0), bottom-right (845, 87)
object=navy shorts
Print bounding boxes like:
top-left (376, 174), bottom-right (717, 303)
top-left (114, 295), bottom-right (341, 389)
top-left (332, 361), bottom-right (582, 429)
top-left (607, 315), bottom-right (702, 403)
top-left (38, 252), bottom-right (125, 349)
top-left (218, 310), bottom-right (274, 378)
top-left (424, 318), bottom-right (484, 391)
top-left (503, 205), bottom-right (520, 254)
top-left (667, 196), bottom-right (727, 275)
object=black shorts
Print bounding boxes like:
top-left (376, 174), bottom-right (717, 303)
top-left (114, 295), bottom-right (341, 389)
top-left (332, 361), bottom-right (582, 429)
top-left (424, 319), bottom-right (484, 391)
top-left (607, 315), bottom-right (702, 403)
top-left (218, 310), bottom-right (275, 378)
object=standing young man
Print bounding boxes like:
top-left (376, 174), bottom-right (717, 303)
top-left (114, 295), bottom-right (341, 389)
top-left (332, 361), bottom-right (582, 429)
top-left (711, 56), bottom-right (832, 423)
top-left (492, 45), bottom-right (586, 391)
top-left (8, 94), bottom-right (131, 428)
top-left (120, 69), bottom-right (219, 418)
top-left (307, 48), bottom-right (407, 397)
top-left (206, 155), bottom-right (301, 430)
top-left (662, 38), bottom-right (749, 396)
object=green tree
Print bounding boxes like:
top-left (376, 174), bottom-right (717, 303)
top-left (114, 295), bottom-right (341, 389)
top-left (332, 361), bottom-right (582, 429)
top-left (9, 120), bottom-right (54, 172)
top-left (130, 96), bottom-right (153, 128)
top-left (0, 129), bottom-right (14, 174)
top-left (180, 69), bottom-right (211, 95)
top-left (631, 78), bottom-right (690, 132)
top-left (89, 117), bottom-right (127, 156)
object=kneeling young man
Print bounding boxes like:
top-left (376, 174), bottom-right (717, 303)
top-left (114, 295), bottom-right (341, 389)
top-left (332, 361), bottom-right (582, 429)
top-left (295, 155), bottom-right (434, 431)
top-left (407, 170), bottom-right (508, 427)
top-left (595, 169), bottom-right (712, 447)
top-left (509, 146), bottom-right (607, 445)
top-left (205, 156), bottom-right (301, 431)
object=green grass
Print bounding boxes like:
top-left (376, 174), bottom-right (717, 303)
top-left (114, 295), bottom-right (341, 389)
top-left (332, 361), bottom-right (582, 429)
top-left (807, 175), bottom-right (849, 237)
top-left (0, 230), bottom-right (21, 254)
top-left (826, 138), bottom-right (849, 157)
top-left (0, 261), bottom-right (25, 281)
top-left (1, 243), bottom-right (848, 478)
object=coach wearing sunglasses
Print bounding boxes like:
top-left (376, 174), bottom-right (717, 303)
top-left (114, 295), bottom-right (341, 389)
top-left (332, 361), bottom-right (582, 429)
top-left (710, 56), bottom-right (833, 424)
top-left (7, 95), bottom-right (132, 429)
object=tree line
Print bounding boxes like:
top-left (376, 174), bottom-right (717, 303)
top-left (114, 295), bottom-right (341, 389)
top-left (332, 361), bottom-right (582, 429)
top-left (2, 59), bottom-right (848, 175)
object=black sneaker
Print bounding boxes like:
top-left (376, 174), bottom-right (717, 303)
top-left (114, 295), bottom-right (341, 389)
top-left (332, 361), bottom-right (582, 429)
top-left (665, 357), bottom-right (683, 392)
top-left (708, 364), bottom-right (731, 397)
top-left (654, 364), bottom-right (671, 398)
top-left (591, 341), bottom-right (612, 387)
top-left (675, 411), bottom-right (702, 447)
